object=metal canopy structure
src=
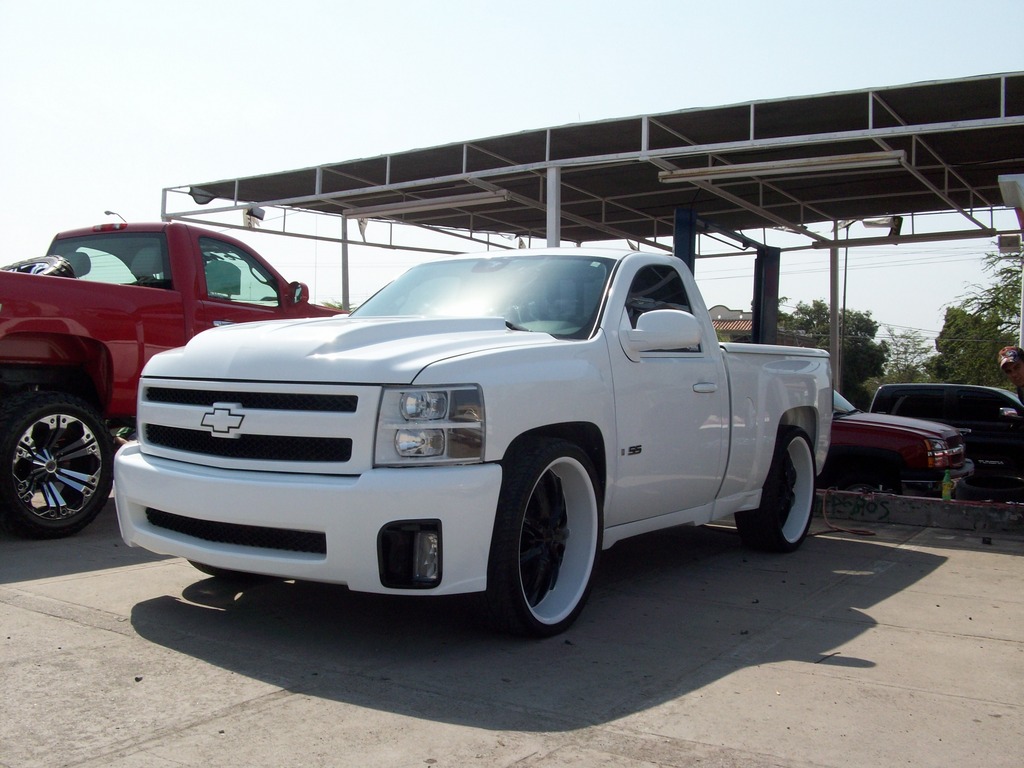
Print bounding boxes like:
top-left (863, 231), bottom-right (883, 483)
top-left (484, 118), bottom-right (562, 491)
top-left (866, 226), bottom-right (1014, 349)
top-left (167, 72), bottom-right (1024, 255)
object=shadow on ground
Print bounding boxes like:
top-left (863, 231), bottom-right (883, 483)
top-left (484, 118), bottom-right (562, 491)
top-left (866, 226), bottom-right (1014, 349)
top-left (128, 521), bottom-right (945, 733)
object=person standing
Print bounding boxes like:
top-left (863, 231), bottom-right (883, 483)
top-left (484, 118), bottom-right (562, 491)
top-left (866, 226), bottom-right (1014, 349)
top-left (997, 346), bottom-right (1024, 400)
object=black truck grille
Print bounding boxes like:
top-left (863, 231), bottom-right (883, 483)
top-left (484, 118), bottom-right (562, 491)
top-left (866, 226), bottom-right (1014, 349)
top-left (146, 424), bottom-right (352, 462)
top-left (146, 508), bottom-right (327, 554)
top-left (145, 387), bottom-right (357, 412)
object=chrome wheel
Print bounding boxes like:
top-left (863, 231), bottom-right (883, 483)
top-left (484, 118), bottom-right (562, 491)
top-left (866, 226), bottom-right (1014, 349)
top-left (0, 392), bottom-right (113, 538)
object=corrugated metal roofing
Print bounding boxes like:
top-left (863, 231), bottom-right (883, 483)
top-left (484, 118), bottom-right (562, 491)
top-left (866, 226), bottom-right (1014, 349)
top-left (168, 73), bottom-right (1024, 253)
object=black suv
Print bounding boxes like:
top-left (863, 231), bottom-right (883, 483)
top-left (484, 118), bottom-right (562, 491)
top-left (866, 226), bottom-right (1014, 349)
top-left (869, 383), bottom-right (1024, 476)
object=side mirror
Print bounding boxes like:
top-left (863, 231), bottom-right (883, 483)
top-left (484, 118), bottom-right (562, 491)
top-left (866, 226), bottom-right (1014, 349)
top-left (999, 406), bottom-right (1023, 422)
top-left (621, 309), bottom-right (703, 362)
top-left (289, 281), bottom-right (308, 305)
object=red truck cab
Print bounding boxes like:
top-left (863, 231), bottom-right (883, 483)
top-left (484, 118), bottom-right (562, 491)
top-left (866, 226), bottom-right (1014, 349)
top-left (0, 221), bottom-right (339, 538)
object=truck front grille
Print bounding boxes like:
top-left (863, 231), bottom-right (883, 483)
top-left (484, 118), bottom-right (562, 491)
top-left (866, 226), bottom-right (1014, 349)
top-left (146, 424), bottom-right (352, 462)
top-left (138, 379), bottom-right (376, 473)
top-left (146, 508), bottom-right (327, 554)
top-left (145, 387), bottom-right (357, 412)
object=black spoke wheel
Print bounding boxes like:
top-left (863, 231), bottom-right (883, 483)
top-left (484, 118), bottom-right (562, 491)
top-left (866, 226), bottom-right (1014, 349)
top-left (735, 426), bottom-right (815, 553)
top-left (0, 391), bottom-right (114, 538)
top-left (485, 438), bottom-right (602, 637)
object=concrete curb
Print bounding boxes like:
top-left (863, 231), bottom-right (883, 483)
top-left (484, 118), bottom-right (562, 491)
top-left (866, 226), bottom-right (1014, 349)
top-left (815, 489), bottom-right (1024, 533)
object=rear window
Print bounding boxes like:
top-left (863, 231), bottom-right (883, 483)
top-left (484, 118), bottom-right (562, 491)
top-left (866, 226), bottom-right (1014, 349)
top-left (48, 233), bottom-right (171, 288)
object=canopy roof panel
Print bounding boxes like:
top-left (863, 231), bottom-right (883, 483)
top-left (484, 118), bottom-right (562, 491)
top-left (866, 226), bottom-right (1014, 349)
top-left (168, 73), bottom-right (1024, 251)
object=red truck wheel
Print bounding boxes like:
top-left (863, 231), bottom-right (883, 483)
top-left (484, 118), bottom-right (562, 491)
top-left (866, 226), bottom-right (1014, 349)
top-left (0, 391), bottom-right (114, 539)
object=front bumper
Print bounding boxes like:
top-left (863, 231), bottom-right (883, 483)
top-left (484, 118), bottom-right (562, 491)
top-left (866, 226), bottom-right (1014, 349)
top-left (114, 444), bottom-right (502, 595)
top-left (901, 459), bottom-right (975, 496)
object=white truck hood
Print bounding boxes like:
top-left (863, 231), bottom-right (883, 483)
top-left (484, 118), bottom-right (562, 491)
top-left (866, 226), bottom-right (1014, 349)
top-left (144, 315), bottom-right (560, 384)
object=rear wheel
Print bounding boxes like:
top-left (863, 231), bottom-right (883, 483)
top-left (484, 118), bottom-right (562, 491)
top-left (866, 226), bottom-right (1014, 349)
top-left (484, 438), bottom-right (602, 637)
top-left (0, 391), bottom-right (114, 539)
top-left (735, 426), bottom-right (815, 552)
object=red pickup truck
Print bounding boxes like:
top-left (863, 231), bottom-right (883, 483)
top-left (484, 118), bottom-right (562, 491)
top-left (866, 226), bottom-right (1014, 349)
top-left (0, 221), bottom-right (339, 538)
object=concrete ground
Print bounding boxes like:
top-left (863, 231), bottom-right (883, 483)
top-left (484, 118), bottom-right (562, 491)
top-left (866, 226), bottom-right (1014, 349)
top-left (1, 496), bottom-right (1021, 768)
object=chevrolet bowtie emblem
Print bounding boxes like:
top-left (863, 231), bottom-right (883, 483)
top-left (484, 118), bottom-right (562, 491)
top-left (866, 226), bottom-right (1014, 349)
top-left (201, 403), bottom-right (245, 437)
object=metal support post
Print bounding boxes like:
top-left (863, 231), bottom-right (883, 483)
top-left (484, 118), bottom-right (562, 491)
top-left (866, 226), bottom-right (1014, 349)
top-left (546, 168), bottom-right (561, 247)
top-left (752, 246), bottom-right (780, 344)
top-left (341, 216), bottom-right (350, 312)
top-left (673, 208), bottom-right (697, 274)
top-left (830, 224), bottom-right (841, 389)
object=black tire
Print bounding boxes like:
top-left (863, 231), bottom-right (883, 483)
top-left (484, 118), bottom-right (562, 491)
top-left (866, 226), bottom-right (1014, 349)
top-left (2, 255), bottom-right (75, 278)
top-left (954, 475), bottom-right (1024, 503)
top-left (484, 438), bottom-right (602, 637)
top-left (0, 391), bottom-right (114, 539)
top-left (735, 426), bottom-right (815, 553)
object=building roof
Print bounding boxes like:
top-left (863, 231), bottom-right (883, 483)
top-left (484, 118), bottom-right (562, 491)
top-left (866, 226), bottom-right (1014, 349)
top-left (168, 73), bottom-right (1024, 254)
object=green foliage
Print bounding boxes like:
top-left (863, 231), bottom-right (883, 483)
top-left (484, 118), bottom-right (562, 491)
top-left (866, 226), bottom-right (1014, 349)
top-left (879, 325), bottom-right (933, 383)
top-left (931, 307), bottom-right (1014, 386)
top-left (779, 299), bottom-right (888, 408)
top-left (930, 250), bottom-right (1021, 387)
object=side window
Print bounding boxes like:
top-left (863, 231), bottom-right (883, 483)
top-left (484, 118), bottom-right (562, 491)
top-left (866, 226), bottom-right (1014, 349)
top-left (200, 238), bottom-right (280, 307)
top-left (958, 392), bottom-right (1011, 422)
top-left (48, 233), bottom-right (171, 288)
top-left (624, 265), bottom-right (699, 352)
top-left (625, 265), bottom-right (691, 327)
top-left (892, 393), bottom-right (943, 420)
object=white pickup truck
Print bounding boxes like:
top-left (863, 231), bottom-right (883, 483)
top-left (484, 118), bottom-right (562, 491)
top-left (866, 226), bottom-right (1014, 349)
top-left (115, 248), bottom-right (831, 636)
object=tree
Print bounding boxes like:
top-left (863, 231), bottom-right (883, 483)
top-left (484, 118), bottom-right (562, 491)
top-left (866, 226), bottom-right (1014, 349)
top-left (930, 305), bottom-right (1012, 386)
top-left (930, 248), bottom-right (1022, 386)
top-left (878, 325), bottom-right (932, 383)
top-left (778, 299), bottom-right (888, 407)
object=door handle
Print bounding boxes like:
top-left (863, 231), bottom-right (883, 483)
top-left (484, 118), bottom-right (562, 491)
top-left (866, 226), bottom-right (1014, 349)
top-left (693, 382), bottom-right (718, 393)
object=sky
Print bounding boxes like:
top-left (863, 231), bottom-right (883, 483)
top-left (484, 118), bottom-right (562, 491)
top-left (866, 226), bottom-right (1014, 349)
top-left (1, 0), bottom-right (1022, 348)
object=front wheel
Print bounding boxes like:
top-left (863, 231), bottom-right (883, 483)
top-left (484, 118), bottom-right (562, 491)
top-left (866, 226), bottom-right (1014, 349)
top-left (484, 438), bottom-right (602, 637)
top-left (831, 465), bottom-right (899, 495)
top-left (735, 426), bottom-right (815, 552)
top-left (0, 391), bottom-right (114, 539)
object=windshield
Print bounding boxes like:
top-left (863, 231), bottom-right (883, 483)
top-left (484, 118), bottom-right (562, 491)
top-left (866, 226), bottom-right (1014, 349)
top-left (833, 391), bottom-right (858, 415)
top-left (352, 254), bottom-right (615, 339)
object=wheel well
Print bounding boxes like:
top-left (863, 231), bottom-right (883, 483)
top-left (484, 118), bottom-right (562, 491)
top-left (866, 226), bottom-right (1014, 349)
top-left (780, 405), bottom-right (818, 447)
top-left (0, 363), bottom-right (103, 409)
top-left (504, 422), bottom-right (606, 499)
top-left (0, 332), bottom-right (110, 410)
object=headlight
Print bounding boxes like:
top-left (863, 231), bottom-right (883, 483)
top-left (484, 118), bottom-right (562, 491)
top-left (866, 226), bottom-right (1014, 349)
top-left (401, 391), bottom-right (448, 421)
top-left (375, 385), bottom-right (484, 466)
top-left (924, 438), bottom-right (959, 468)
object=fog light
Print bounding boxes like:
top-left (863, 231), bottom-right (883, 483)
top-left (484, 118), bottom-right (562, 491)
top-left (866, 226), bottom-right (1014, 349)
top-left (378, 521), bottom-right (442, 589)
top-left (413, 530), bottom-right (439, 583)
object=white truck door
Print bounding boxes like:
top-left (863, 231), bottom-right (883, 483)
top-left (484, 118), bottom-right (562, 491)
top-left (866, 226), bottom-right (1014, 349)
top-left (606, 263), bottom-right (729, 527)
